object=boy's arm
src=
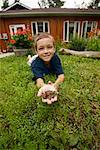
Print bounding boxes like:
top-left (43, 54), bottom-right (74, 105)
top-left (36, 74), bottom-right (64, 89)
top-left (54, 74), bottom-right (65, 89)
top-left (36, 78), bottom-right (45, 88)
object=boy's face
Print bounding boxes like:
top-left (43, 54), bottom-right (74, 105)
top-left (36, 37), bottom-right (55, 63)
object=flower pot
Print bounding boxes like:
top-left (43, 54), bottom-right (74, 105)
top-left (14, 48), bottom-right (29, 56)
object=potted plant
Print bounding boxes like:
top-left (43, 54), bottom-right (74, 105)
top-left (8, 28), bottom-right (33, 56)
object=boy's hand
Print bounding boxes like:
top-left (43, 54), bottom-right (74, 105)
top-left (37, 84), bottom-right (58, 104)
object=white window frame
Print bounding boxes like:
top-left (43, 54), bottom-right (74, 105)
top-left (74, 21), bottom-right (80, 38)
top-left (63, 21), bottom-right (69, 42)
top-left (31, 21), bottom-right (50, 36)
top-left (81, 21), bottom-right (88, 38)
top-left (91, 21), bottom-right (97, 29)
top-left (81, 21), bottom-right (97, 38)
top-left (0, 33), bottom-right (2, 39)
top-left (2, 33), bottom-right (8, 39)
top-left (63, 21), bottom-right (80, 42)
top-left (9, 24), bottom-right (25, 36)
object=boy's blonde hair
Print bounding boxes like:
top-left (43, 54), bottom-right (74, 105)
top-left (34, 32), bottom-right (55, 51)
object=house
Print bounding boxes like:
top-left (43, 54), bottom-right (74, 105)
top-left (0, 1), bottom-right (100, 52)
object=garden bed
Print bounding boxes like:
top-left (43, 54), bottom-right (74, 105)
top-left (60, 48), bottom-right (100, 58)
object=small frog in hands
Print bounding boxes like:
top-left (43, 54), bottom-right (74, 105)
top-left (37, 81), bottom-right (58, 104)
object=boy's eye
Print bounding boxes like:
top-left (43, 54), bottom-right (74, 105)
top-left (38, 44), bottom-right (53, 51)
top-left (47, 45), bottom-right (53, 49)
top-left (38, 47), bottom-right (44, 51)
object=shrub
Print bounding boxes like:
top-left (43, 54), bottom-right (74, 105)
top-left (8, 28), bottom-right (33, 49)
top-left (86, 37), bottom-right (100, 51)
top-left (86, 28), bottom-right (100, 51)
top-left (68, 36), bottom-right (86, 51)
top-left (55, 40), bottom-right (68, 52)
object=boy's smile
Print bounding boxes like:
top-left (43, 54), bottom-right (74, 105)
top-left (36, 38), bottom-right (55, 63)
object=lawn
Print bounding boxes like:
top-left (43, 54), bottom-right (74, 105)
top-left (0, 55), bottom-right (100, 150)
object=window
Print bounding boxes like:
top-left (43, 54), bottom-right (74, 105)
top-left (2, 33), bottom-right (8, 39)
top-left (0, 34), bottom-right (2, 39)
top-left (37, 22), bottom-right (43, 32)
top-left (75, 21), bottom-right (80, 37)
top-left (92, 21), bottom-right (97, 29)
top-left (63, 21), bottom-right (80, 42)
top-left (31, 21), bottom-right (50, 35)
top-left (69, 21), bottom-right (74, 41)
top-left (63, 21), bottom-right (69, 42)
top-left (81, 21), bottom-right (97, 38)
top-left (9, 24), bottom-right (25, 36)
top-left (81, 21), bottom-right (87, 37)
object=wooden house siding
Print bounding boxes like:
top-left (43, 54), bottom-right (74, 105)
top-left (0, 8), bottom-right (100, 52)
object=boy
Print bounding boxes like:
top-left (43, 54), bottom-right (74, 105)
top-left (28, 33), bottom-right (64, 103)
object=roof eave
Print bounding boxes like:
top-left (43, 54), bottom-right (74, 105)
top-left (0, 12), bottom-right (100, 18)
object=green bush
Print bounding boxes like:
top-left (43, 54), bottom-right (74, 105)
top-left (68, 36), bottom-right (86, 51)
top-left (55, 40), bottom-right (68, 52)
top-left (86, 37), bottom-right (100, 51)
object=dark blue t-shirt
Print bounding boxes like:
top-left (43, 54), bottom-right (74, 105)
top-left (31, 53), bottom-right (64, 80)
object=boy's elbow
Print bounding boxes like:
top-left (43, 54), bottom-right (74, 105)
top-left (62, 74), bottom-right (65, 82)
top-left (59, 74), bottom-right (65, 82)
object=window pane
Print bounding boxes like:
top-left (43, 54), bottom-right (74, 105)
top-left (65, 22), bottom-right (67, 41)
top-left (69, 22), bottom-right (74, 40)
top-left (37, 22), bottom-right (43, 32)
top-left (76, 22), bottom-right (79, 33)
top-left (16, 27), bottom-right (23, 31)
top-left (73, 22), bottom-right (79, 38)
top-left (82, 22), bottom-right (86, 37)
top-left (33, 23), bottom-right (36, 34)
top-left (93, 21), bottom-right (97, 28)
top-left (87, 21), bottom-right (92, 32)
top-left (86, 21), bottom-right (92, 37)
top-left (12, 28), bottom-right (14, 35)
top-left (45, 22), bottom-right (48, 32)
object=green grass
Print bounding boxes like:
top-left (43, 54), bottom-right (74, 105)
top-left (0, 55), bottom-right (100, 150)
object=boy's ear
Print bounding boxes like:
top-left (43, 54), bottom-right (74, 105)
top-left (34, 49), bottom-right (37, 54)
top-left (54, 48), bottom-right (56, 52)
top-left (35, 51), bottom-right (38, 54)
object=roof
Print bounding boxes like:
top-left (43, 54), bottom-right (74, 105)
top-left (2, 1), bottom-right (31, 11)
top-left (0, 8), bottom-right (100, 18)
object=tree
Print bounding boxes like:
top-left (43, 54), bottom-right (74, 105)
top-left (88, 0), bottom-right (100, 9)
top-left (2, 0), bottom-right (9, 9)
top-left (38, 0), bottom-right (65, 8)
top-left (49, 0), bottom-right (65, 8)
top-left (38, 0), bottom-right (48, 8)
top-left (15, 0), bottom-right (20, 2)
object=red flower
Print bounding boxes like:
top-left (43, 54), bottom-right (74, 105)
top-left (8, 27), bottom-right (33, 48)
top-left (28, 36), bottom-right (33, 41)
top-left (87, 28), bottom-right (100, 38)
top-left (21, 30), bottom-right (27, 35)
top-left (26, 29), bottom-right (31, 34)
top-left (10, 39), bottom-right (16, 44)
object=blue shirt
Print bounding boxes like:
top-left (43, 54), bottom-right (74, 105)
top-left (31, 53), bottom-right (64, 80)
